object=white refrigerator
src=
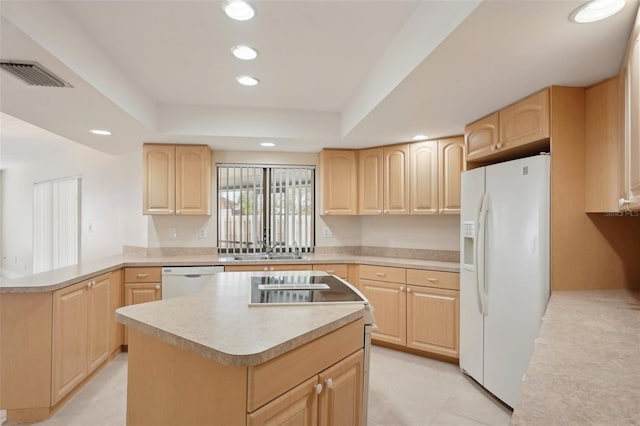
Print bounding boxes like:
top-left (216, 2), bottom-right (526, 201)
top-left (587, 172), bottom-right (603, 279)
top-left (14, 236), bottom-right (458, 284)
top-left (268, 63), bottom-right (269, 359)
top-left (459, 154), bottom-right (550, 408)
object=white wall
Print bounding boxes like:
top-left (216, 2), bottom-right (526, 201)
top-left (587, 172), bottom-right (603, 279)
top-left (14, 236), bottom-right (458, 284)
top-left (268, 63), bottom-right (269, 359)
top-left (360, 215), bottom-right (460, 250)
top-left (1, 143), bottom-right (146, 275)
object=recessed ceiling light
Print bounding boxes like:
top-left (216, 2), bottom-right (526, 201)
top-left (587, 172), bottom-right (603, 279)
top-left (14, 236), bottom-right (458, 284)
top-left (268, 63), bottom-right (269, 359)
top-left (570, 0), bottom-right (626, 23)
top-left (412, 134), bottom-right (429, 141)
top-left (222, 0), bottom-right (255, 21)
top-left (260, 142), bottom-right (275, 147)
top-left (236, 75), bottom-right (259, 86)
top-left (231, 45), bottom-right (258, 60)
top-left (90, 129), bottom-right (111, 136)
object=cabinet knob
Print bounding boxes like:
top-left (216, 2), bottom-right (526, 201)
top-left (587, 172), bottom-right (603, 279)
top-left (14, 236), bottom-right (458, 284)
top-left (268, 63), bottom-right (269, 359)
top-left (375, 272), bottom-right (385, 277)
top-left (399, 286), bottom-right (404, 292)
top-left (325, 378), bottom-right (334, 389)
top-left (314, 383), bottom-right (323, 394)
top-left (427, 278), bottom-right (438, 283)
top-left (324, 210), bottom-right (328, 214)
top-left (491, 145), bottom-right (497, 151)
top-left (496, 143), bottom-right (503, 149)
top-left (137, 273), bottom-right (149, 278)
top-left (176, 210), bottom-right (181, 214)
top-left (87, 282), bottom-right (92, 289)
top-left (383, 210), bottom-right (388, 214)
top-left (407, 287), bottom-right (412, 293)
top-left (155, 285), bottom-right (161, 290)
top-left (619, 198), bottom-right (630, 209)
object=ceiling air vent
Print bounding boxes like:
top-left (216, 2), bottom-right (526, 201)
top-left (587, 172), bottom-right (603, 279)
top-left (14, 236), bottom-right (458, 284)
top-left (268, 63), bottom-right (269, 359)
top-left (0, 60), bottom-right (72, 88)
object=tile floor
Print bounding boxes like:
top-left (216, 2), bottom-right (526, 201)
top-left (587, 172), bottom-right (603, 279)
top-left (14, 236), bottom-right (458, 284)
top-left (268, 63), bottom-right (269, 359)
top-left (28, 346), bottom-right (511, 426)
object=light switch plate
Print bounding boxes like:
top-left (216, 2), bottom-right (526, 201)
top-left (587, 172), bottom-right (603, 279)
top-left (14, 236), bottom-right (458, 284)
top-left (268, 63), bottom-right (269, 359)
top-left (322, 227), bottom-right (333, 238)
top-left (168, 227), bottom-right (177, 239)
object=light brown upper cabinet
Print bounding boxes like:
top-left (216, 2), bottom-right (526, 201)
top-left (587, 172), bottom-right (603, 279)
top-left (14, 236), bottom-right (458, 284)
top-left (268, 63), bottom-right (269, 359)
top-left (620, 29), bottom-right (640, 211)
top-left (383, 144), bottom-right (410, 215)
top-left (409, 141), bottom-right (438, 214)
top-left (410, 137), bottom-right (465, 215)
top-left (465, 113), bottom-right (499, 162)
top-left (465, 89), bottom-right (550, 163)
top-left (358, 147), bottom-right (384, 214)
top-left (143, 144), bottom-right (211, 215)
top-left (357, 145), bottom-right (410, 215)
top-left (319, 149), bottom-right (358, 215)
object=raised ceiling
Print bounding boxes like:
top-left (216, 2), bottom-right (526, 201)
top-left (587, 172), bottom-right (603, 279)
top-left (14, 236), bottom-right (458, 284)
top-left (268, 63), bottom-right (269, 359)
top-left (0, 0), bottom-right (638, 160)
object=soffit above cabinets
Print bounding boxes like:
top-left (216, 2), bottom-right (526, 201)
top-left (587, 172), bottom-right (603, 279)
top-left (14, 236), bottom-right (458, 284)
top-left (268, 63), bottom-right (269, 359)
top-left (0, 0), bottom-right (638, 159)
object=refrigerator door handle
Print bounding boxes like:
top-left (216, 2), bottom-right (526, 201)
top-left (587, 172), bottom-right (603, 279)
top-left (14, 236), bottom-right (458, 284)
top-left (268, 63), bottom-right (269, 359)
top-left (477, 192), bottom-right (490, 316)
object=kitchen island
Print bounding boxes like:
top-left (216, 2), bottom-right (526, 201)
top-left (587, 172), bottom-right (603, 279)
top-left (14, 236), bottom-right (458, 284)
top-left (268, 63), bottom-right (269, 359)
top-left (116, 271), bottom-right (374, 426)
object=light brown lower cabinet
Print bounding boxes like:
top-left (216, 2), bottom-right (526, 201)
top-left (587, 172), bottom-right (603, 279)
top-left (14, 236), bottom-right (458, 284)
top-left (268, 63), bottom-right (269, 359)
top-left (360, 265), bottom-right (460, 359)
top-left (52, 272), bottom-right (112, 405)
top-left (123, 268), bottom-right (162, 345)
top-left (248, 350), bottom-right (363, 426)
top-left (406, 285), bottom-right (459, 358)
top-left (360, 279), bottom-right (406, 345)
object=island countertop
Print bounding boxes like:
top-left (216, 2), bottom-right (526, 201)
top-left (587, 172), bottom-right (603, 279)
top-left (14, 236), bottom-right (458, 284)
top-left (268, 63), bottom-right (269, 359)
top-left (116, 271), bottom-right (370, 367)
top-left (511, 289), bottom-right (640, 425)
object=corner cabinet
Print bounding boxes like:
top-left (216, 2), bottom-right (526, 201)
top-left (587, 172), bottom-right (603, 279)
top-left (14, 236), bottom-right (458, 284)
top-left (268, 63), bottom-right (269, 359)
top-left (143, 144), bottom-right (212, 215)
top-left (410, 137), bottom-right (465, 215)
top-left (465, 89), bottom-right (550, 164)
top-left (319, 149), bottom-right (358, 215)
top-left (358, 148), bottom-right (384, 215)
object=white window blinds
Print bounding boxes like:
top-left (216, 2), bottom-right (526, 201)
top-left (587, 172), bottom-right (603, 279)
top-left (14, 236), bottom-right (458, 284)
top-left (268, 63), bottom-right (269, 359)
top-left (33, 177), bottom-right (80, 273)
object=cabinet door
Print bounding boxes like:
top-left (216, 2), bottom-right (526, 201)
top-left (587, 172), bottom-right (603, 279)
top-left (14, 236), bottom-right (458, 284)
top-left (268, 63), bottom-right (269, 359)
top-left (409, 141), bottom-right (438, 215)
top-left (247, 376), bottom-right (319, 426)
top-left (124, 283), bottom-right (161, 344)
top-left (320, 150), bottom-right (358, 215)
top-left (358, 148), bottom-right (384, 215)
top-left (110, 269), bottom-right (124, 353)
top-left (360, 279), bottom-right (406, 345)
top-left (438, 137), bottom-right (465, 214)
top-left (176, 145), bottom-right (211, 215)
top-left (124, 283), bottom-right (162, 305)
top-left (318, 349), bottom-right (363, 426)
top-left (87, 273), bottom-right (111, 373)
top-left (626, 34), bottom-right (640, 210)
top-left (465, 113), bottom-right (499, 162)
top-left (383, 144), bottom-right (410, 215)
top-left (499, 89), bottom-right (550, 150)
top-left (407, 286), bottom-right (459, 358)
top-left (52, 282), bottom-right (88, 404)
top-left (143, 144), bottom-right (175, 215)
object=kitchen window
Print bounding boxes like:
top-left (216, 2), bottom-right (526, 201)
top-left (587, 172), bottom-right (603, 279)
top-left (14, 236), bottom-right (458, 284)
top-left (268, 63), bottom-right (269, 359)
top-left (217, 164), bottom-right (315, 253)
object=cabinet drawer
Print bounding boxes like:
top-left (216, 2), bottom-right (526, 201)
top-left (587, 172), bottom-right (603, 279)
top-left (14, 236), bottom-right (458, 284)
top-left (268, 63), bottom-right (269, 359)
top-left (124, 267), bottom-right (161, 283)
top-left (359, 265), bottom-right (405, 283)
top-left (312, 264), bottom-right (348, 279)
top-left (406, 269), bottom-right (459, 290)
top-left (247, 318), bottom-right (363, 412)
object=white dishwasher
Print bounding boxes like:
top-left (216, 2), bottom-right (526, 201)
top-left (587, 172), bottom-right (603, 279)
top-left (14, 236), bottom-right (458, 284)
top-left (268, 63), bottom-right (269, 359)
top-left (161, 266), bottom-right (224, 299)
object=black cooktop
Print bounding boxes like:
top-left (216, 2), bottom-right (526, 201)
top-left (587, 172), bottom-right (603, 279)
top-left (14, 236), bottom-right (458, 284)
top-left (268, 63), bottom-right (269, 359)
top-left (250, 275), bottom-right (364, 304)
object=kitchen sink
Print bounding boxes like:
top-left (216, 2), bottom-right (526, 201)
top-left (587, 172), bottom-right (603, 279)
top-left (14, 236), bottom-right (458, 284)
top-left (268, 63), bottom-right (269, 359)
top-left (230, 253), bottom-right (306, 261)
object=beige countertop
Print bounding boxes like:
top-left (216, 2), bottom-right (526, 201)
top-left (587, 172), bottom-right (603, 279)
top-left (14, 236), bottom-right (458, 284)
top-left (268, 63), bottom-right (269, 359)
top-left (116, 271), bottom-right (368, 367)
top-left (0, 252), bottom-right (459, 293)
top-left (511, 289), bottom-right (640, 426)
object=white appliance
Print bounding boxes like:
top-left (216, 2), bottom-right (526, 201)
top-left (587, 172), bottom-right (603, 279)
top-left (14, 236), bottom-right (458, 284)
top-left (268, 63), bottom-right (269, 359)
top-left (161, 266), bottom-right (224, 299)
top-left (460, 154), bottom-right (550, 408)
